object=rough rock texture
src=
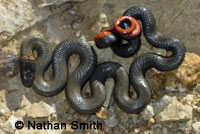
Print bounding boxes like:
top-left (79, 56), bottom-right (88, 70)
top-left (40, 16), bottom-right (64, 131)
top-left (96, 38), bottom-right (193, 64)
top-left (36, 0), bottom-right (86, 8)
top-left (192, 122), bottom-right (200, 134)
top-left (155, 96), bottom-right (193, 122)
top-left (0, 51), bottom-right (18, 77)
top-left (25, 101), bottom-right (55, 118)
top-left (0, 0), bottom-right (200, 134)
top-left (0, 0), bottom-right (51, 43)
top-left (150, 52), bottom-right (200, 94)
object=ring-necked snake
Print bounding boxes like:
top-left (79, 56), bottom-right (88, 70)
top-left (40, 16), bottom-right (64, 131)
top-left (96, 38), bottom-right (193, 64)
top-left (20, 36), bottom-right (108, 114)
top-left (20, 6), bottom-right (186, 114)
top-left (94, 6), bottom-right (186, 113)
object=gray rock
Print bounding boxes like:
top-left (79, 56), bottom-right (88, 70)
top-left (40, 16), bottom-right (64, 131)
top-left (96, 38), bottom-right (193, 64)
top-left (119, 112), bottom-right (129, 123)
top-left (155, 96), bottom-right (193, 122)
top-left (141, 105), bottom-right (154, 121)
top-left (192, 122), bottom-right (200, 134)
top-left (75, 31), bottom-right (81, 37)
top-left (153, 95), bottom-right (175, 114)
top-left (103, 78), bottom-right (114, 108)
top-left (195, 84), bottom-right (200, 93)
top-left (0, 51), bottom-right (18, 77)
top-left (36, 0), bottom-right (86, 8)
top-left (53, 100), bottom-right (70, 116)
top-left (162, 128), bottom-right (168, 134)
top-left (26, 101), bottom-right (55, 118)
top-left (8, 76), bottom-right (25, 91)
top-left (0, 0), bottom-right (51, 43)
top-left (71, 21), bottom-right (81, 29)
top-left (90, 13), bottom-right (109, 34)
top-left (68, 10), bottom-right (77, 16)
top-left (0, 115), bottom-right (19, 134)
top-left (104, 107), bottom-right (119, 128)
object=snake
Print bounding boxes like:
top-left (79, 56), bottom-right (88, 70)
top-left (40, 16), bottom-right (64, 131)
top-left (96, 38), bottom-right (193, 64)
top-left (94, 16), bottom-right (142, 58)
top-left (20, 6), bottom-right (186, 114)
top-left (95, 6), bottom-right (186, 113)
top-left (19, 36), bottom-right (108, 114)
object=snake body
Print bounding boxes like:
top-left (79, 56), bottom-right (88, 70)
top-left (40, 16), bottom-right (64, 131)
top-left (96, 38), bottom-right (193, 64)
top-left (20, 37), bottom-right (107, 114)
top-left (110, 36), bottom-right (141, 57)
top-left (20, 6), bottom-right (186, 115)
top-left (95, 6), bottom-right (186, 113)
top-left (116, 6), bottom-right (185, 113)
top-left (94, 18), bottom-right (142, 58)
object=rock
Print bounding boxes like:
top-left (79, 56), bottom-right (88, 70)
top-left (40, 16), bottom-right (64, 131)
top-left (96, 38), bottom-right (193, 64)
top-left (0, 51), bottom-right (18, 77)
top-left (0, 90), bottom-right (7, 102)
top-left (103, 107), bottom-right (119, 128)
top-left (128, 114), bottom-right (138, 126)
top-left (97, 106), bottom-right (119, 128)
top-left (0, 90), bottom-right (11, 119)
top-left (153, 95), bottom-right (175, 114)
top-left (155, 96), bottom-right (193, 122)
top-left (162, 128), bottom-right (168, 134)
top-left (103, 78), bottom-right (114, 108)
top-left (141, 105), bottom-right (154, 120)
top-left (13, 110), bottom-right (26, 119)
top-left (166, 86), bottom-right (187, 92)
top-left (85, 129), bottom-right (99, 134)
top-left (0, 115), bottom-right (19, 134)
top-left (96, 107), bottom-right (109, 119)
top-left (19, 95), bottom-right (31, 109)
top-left (36, 0), bottom-right (86, 8)
top-left (148, 118), bottom-right (155, 125)
top-left (15, 127), bottom-right (51, 134)
top-left (68, 10), bottom-right (77, 16)
top-left (178, 94), bottom-right (196, 106)
top-left (183, 120), bottom-right (193, 134)
top-left (90, 13), bottom-right (109, 34)
top-left (71, 21), bottom-right (81, 29)
top-left (119, 112), bottom-right (129, 123)
top-left (64, 124), bottom-right (74, 134)
top-left (0, 0), bottom-right (51, 43)
top-left (99, 13), bottom-right (109, 25)
top-left (195, 84), bottom-right (200, 93)
top-left (8, 76), bottom-right (25, 91)
top-left (75, 31), bottom-right (81, 37)
top-left (192, 122), bottom-right (200, 134)
top-left (0, 103), bottom-right (11, 120)
top-left (26, 101), bottom-right (55, 118)
top-left (133, 128), bottom-right (140, 134)
top-left (151, 53), bottom-right (200, 93)
top-left (53, 100), bottom-right (70, 117)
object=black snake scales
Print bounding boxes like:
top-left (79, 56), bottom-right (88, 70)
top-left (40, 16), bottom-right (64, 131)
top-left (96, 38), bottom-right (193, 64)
top-left (94, 6), bottom-right (186, 113)
top-left (20, 6), bottom-right (186, 114)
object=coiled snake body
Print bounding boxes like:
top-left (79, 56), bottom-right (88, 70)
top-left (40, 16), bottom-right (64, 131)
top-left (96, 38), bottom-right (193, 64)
top-left (20, 37), bottom-right (107, 114)
top-left (95, 6), bottom-right (186, 113)
top-left (20, 6), bottom-right (186, 114)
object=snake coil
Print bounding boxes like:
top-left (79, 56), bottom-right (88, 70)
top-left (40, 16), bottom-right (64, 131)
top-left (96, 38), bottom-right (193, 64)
top-left (20, 6), bottom-right (186, 115)
top-left (20, 37), bottom-right (108, 114)
top-left (95, 6), bottom-right (186, 113)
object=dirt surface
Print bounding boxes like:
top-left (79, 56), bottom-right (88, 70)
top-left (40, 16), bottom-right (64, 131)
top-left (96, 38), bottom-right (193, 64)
top-left (0, 0), bottom-right (200, 134)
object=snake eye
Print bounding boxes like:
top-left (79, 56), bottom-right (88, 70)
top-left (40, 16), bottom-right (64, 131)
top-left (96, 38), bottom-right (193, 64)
top-left (19, 56), bottom-right (35, 87)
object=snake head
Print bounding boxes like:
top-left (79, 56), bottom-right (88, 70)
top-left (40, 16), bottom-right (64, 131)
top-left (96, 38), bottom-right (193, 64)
top-left (94, 28), bottom-right (117, 48)
top-left (19, 56), bottom-right (35, 87)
